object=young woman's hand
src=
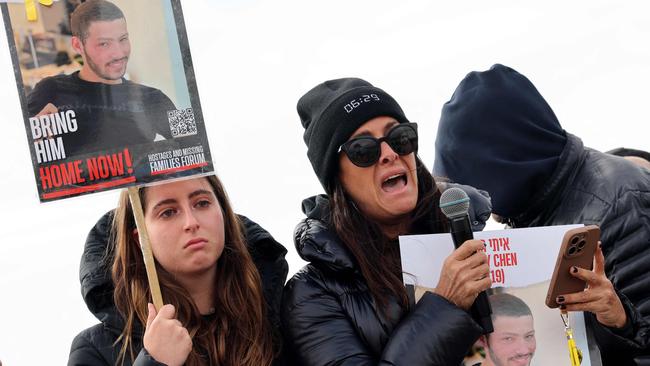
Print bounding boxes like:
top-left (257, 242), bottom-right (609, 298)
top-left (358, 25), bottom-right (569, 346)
top-left (143, 303), bottom-right (193, 366)
top-left (434, 239), bottom-right (491, 310)
top-left (556, 244), bottom-right (627, 328)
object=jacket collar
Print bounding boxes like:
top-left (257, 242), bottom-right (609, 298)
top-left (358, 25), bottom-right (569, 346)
top-left (295, 195), bottom-right (358, 273)
top-left (511, 133), bottom-right (587, 227)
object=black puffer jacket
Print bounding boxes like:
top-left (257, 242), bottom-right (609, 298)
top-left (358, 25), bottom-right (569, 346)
top-left (434, 64), bottom-right (650, 365)
top-left (281, 190), bottom-right (491, 366)
top-left (68, 211), bottom-right (288, 366)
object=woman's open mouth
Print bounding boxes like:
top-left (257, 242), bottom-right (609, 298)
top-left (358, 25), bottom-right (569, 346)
top-left (381, 173), bottom-right (407, 193)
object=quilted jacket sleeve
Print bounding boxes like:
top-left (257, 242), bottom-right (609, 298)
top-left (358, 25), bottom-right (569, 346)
top-left (282, 273), bottom-right (483, 366)
top-left (68, 326), bottom-right (165, 366)
top-left (586, 291), bottom-right (650, 355)
top-left (133, 349), bottom-right (167, 366)
top-left (68, 331), bottom-right (110, 366)
top-left (593, 188), bottom-right (650, 357)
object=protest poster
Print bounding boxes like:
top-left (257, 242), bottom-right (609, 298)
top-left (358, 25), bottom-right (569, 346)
top-left (400, 225), bottom-right (603, 366)
top-left (1, 0), bottom-right (212, 202)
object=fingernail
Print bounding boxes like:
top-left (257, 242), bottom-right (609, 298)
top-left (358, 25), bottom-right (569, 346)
top-left (571, 266), bottom-right (578, 273)
top-left (556, 296), bottom-right (564, 303)
top-left (559, 304), bottom-right (566, 310)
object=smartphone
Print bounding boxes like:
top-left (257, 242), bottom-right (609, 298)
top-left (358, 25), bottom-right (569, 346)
top-left (545, 225), bottom-right (600, 308)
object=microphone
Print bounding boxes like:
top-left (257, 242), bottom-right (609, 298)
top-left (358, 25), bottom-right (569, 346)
top-left (439, 187), bottom-right (493, 333)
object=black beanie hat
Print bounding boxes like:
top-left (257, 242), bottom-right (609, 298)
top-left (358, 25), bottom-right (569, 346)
top-left (298, 78), bottom-right (409, 192)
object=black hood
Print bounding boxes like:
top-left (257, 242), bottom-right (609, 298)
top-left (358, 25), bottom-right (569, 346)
top-left (79, 210), bottom-right (288, 332)
top-left (434, 64), bottom-right (567, 218)
top-left (296, 195), bottom-right (358, 273)
top-left (79, 210), bottom-right (123, 333)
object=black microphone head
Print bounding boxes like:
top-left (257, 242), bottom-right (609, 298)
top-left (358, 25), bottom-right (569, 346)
top-left (439, 187), bottom-right (470, 219)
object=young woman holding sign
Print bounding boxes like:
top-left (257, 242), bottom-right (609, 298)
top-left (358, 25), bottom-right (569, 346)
top-left (68, 175), bottom-right (288, 366)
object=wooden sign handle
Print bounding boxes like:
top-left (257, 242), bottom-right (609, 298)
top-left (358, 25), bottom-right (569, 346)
top-left (128, 186), bottom-right (164, 310)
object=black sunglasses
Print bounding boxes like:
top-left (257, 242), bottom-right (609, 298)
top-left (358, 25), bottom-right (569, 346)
top-left (338, 123), bottom-right (418, 167)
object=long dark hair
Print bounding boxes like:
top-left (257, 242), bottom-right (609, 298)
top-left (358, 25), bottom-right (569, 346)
top-left (330, 156), bottom-right (448, 312)
top-left (111, 175), bottom-right (274, 366)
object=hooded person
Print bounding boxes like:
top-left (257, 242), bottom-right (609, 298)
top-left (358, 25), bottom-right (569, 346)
top-left (434, 64), bottom-right (650, 365)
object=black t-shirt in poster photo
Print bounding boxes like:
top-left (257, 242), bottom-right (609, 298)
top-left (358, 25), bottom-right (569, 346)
top-left (27, 71), bottom-right (175, 157)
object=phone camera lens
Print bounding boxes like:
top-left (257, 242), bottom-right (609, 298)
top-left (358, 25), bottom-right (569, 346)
top-left (571, 236), bottom-right (580, 245)
top-left (568, 246), bottom-right (577, 255)
top-left (578, 240), bottom-right (586, 249)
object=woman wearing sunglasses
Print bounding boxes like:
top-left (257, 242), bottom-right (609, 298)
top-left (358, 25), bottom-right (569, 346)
top-left (282, 78), bottom-right (491, 365)
top-left (68, 175), bottom-right (288, 366)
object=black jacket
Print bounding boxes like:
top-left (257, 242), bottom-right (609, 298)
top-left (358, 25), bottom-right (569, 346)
top-left (281, 190), bottom-right (490, 366)
top-left (434, 64), bottom-right (650, 365)
top-left (68, 211), bottom-right (288, 366)
top-left (508, 136), bottom-right (650, 365)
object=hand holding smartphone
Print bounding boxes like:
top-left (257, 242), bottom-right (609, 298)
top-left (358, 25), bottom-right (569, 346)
top-left (545, 225), bottom-right (600, 308)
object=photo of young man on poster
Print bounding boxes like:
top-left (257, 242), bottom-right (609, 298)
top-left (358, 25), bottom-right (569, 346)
top-left (27, 0), bottom-right (176, 157)
top-left (2, 0), bottom-right (212, 201)
top-left (475, 293), bottom-right (537, 366)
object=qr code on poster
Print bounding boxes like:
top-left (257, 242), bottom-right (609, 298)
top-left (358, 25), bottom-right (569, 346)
top-left (168, 108), bottom-right (197, 138)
